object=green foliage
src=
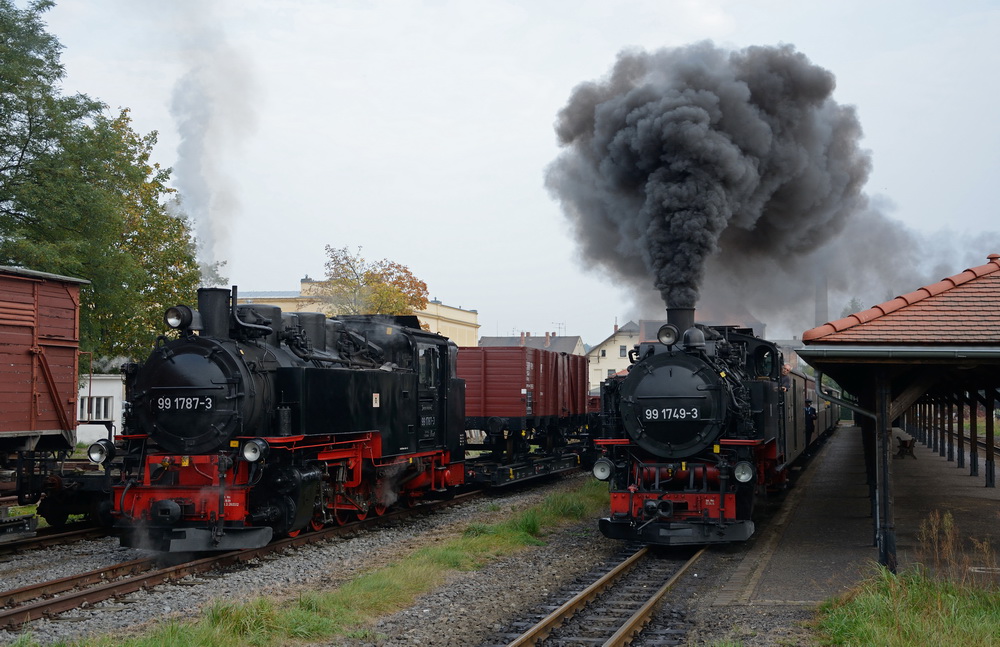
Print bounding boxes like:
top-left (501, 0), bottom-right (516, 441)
top-left (318, 245), bottom-right (428, 315)
top-left (0, 1), bottom-right (201, 362)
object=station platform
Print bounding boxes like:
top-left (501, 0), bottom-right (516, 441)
top-left (712, 423), bottom-right (1000, 606)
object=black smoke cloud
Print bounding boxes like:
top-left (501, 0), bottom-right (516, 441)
top-left (547, 42), bottom-right (869, 313)
top-left (546, 42), bottom-right (1000, 334)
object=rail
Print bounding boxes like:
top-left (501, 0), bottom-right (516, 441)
top-left (505, 546), bottom-right (705, 646)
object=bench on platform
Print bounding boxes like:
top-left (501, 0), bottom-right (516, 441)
top-left (895, 437), bottom-right (916, 459)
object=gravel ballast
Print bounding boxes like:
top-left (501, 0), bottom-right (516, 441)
top-left (0, 474), bottom-right (827, 647)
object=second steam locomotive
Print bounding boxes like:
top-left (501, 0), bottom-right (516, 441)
top-left (592, 307), bottom-right (836, 546)
top-left (91, 287), bottom-right (466, 551)
top-left (89, 287), bottom-right (590, 551)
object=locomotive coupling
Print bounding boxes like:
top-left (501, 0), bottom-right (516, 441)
top-left (641, 498), bottom-right (674, 518)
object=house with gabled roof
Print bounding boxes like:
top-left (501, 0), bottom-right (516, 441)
top-left (586, 321), bottom-right (639, 393)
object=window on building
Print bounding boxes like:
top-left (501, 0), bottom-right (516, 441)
top-left (600, 349), bottom-right (606, 357)
top-left (619, 345), bottom-right (627, 357)
top-left (607, 369), bottom-right (616, 377)
top-left (79, 396), bottom-right (114, 422)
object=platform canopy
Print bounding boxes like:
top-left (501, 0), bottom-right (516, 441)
top-left (796, 253), bottom-right (1000, 570)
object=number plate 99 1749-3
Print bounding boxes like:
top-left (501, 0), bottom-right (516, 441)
top-left (643, 407), bottom-right (699, 420)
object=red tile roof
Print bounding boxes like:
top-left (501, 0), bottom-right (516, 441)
top-left (803, 253), bottom-right (1000, 344)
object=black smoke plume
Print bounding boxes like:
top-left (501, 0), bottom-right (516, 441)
top-left (546, 42), bottom-right (909, 334)
top-left (547, 42), bottom-right (870, 314)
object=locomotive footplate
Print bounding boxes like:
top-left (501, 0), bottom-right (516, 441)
top-left (599, 517), bottom-right (755, 546)
top-left (119, 525), bottom-right (274, 552)
top-left (465, 453), bottom-right (581, 487)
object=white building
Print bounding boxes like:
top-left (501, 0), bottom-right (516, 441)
top-left (585, 321), bottom-right (639, 394)
top-left (77, 374), bottom-right (123, 445)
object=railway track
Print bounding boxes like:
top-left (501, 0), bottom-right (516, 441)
top-left (0, 524), bottom-right (110, 556)
top-left (0, 491), bottom-right (481, 630)
top-left (493, 545), bottom-right (704, 647)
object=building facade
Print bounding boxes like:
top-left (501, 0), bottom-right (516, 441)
top-left (77, 374), bottom-right (124, 445)
top-left (585, 321), bottom-right (639, 394)
top-left (238, 277), bottom-right (481, 348)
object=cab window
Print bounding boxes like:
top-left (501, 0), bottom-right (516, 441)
top-left (754, 347), bottom-right (775, 378)
top-left (417, 344), bottom-right (439, 389)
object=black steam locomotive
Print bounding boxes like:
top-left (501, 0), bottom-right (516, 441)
top-left (592, 308), bottom-right (833, 546)
top-left (89, 287), bottom-right (464, 551)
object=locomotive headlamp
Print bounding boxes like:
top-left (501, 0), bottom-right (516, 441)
top-left (87, 438), bottom-right (116, 465)
top-left (733, 461), bottom-right (755, 483)
top-left (165, 305), bottom-right (194, 329)
top-left (592, 457), bottom-right (614, 481)
top-left (242, 438), bottom-right (269, 462)
top-left (656, 323), bottom-right (680, 346)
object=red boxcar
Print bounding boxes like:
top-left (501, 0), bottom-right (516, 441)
top-left (458, 346), bottom-right (590, 485)
top-left (0, 266), bottom-right (87, 453)
top-left (458, 346), bottom-right (588, 433)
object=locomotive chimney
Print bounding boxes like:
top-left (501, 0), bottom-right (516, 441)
top-left (199, 287), bottom-right (232, 339)
top-left (666, 306), bottom-right (695, 333)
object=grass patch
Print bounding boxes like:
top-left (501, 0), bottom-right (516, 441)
top-left (18, 477), bottom-right (608, 647)
top-left (818, 565), bottom-right (1000, 646)
top-left (817, 511), bottom-right (1000, 646)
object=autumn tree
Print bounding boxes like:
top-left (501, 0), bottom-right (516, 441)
top-left (320, 245), bottom-right (428, 315)
top-left (0, 1), bottom-right (201, 360)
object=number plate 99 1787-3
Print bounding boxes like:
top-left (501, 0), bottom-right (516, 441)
top-left (155, 396), bottom-right (214, 411)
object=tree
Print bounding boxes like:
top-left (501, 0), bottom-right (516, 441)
top-left (0, 1), bottom-right (201, 360)
top-left (320, 246), bottom-right (428, 315)
top-left (840, 297), bottom-right (865, 319)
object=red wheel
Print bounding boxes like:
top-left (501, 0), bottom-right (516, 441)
top-left (333, 506), bottom-right (351, 525)
top-left (310, 518), bottom-right (325, 532)
top-left (353, 481), bottom-right (374, 520)
top-left (373, 480), bottom-right (389, 516)
top-left (287, 529), bottom-right (301, 538)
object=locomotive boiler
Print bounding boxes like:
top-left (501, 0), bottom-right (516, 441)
top-left (593, 308), bottom-right (825, 546)
top-left (90, 287), bottom-right (465, 551)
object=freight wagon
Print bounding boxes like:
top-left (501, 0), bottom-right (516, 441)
top-left (458, 346), bottom-right (591, 485)
top-left (0, 267), bottom-right (105, 533)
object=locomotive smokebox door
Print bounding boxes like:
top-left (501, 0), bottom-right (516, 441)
top-left (619, 351), bottom-right (727, 458)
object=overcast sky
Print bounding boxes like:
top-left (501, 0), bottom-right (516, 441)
top-left (39, 1), bottom-right (1000, 345)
